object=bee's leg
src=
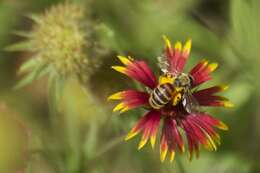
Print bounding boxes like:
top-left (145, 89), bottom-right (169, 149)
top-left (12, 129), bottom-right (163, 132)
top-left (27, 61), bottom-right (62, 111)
top-left (172, 93), bottom-right (182, 106)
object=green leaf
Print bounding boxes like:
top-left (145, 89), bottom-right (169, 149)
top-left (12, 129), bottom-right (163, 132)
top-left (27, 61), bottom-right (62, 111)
top-left (25, 161), bottom-right (32, 173)
top-left (12, 30), bottom-right (34, 38)
top-left (84, 123), bottom-right (98, 159)
top-left (47, 72), bottom-right (65, 114)
top-left (13, 62), bottom-right (49, 89)
top-left (5, 41), bottom-right (35, 51)
top-left (18, 58), bottom-right (39, 74)
top-left (25, 13), bottom-right (42, 24)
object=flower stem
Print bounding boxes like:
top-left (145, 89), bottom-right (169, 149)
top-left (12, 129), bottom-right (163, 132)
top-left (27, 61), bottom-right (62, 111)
top-left (176, 157), bottom-right (186, 173)
top-left (93, 134), bottom-right (125, 159)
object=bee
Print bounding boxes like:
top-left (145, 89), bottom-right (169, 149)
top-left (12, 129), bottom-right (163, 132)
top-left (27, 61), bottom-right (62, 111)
top-left (173, 73), bottom-right (200, 113)
top-left (148, 73), bottom-right (177, 109)
top-left (148, 55), bottom-right (200, 113)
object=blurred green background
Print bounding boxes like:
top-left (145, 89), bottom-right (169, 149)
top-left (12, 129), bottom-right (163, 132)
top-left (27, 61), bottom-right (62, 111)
top-left (0, 0), bottom-right (259, 172)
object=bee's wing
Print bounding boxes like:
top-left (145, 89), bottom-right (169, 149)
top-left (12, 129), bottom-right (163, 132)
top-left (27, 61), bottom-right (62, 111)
top-left (157, 55), bottom-right (170, 73)
top-left (182, 89), bottom-right (200, 113)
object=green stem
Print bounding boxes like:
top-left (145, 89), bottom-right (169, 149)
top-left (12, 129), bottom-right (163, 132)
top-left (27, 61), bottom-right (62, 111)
top-left (93, 134), bottom-right (125, 159)
top-left (176, 157), bottom-right (186, 173)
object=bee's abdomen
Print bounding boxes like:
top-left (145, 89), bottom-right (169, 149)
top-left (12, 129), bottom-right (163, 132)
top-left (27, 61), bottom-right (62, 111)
top-left (149, 83), bottom-right (174, 109)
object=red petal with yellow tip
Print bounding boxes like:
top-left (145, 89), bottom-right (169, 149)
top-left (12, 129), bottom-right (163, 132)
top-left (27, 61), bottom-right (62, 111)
top-left (160, 133), bottom-right (168, 162)
top-left (193, 85), bottom-right (228, 96)
top-left (163, 37), bottom-right (192, 74)
top-left (109, 90), bottom-right (149, 113)
top-left (125, 111), bottom-right (161, 149)
top-left (199, 114), bottom-right (229, 131)
top-left (193, 86), bottom-right (233, 108)
top-left (190, 60), bottom-right (218, 87)
top-left (113, 56), bottom-right (158, 88)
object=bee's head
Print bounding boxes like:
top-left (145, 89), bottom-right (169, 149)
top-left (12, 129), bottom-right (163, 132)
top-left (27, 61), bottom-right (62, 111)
top-left (174, 73), bottom-right (192, 87)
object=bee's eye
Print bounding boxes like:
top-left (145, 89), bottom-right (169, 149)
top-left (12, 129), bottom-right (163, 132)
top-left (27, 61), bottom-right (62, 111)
top-left (174, 79), bottom-right (181, 87)
top-left (188, 75), bottom-right (194, 85)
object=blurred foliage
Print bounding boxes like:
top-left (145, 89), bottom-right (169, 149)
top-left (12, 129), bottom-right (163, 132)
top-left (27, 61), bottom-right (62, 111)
top-left (0, 0), bottom-right (259, 173)
top-left (0, 104), bottom-right (29, 173)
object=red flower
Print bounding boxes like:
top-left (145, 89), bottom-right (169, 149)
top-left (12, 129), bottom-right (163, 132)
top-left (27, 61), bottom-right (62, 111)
top-left (109, 36), bottom-right (233, 162)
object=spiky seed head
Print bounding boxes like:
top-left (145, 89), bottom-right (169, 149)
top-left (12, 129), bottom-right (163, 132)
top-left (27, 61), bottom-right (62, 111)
top-left (31, 3), bottom-right (88, 76)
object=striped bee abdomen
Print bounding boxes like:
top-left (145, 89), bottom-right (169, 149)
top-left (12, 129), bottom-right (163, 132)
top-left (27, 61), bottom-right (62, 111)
top-left (149, 83), bottom-right (174, 109)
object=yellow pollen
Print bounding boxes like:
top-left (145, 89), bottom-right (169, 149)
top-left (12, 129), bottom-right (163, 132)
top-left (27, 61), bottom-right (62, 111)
top-left (159, 74), bottom-right (175, 84)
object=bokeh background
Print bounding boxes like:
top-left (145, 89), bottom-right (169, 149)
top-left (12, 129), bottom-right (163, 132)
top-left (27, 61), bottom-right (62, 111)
top-left (0, 0), bottom-right (259, 173)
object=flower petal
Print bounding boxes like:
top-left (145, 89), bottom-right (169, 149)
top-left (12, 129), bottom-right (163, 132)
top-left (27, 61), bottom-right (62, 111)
top-left (125, 111), bottom-right (161, 150)
top-left (171, 119), bottom-right (185, 153)
top-left (160, 118), bottom-right (185, 162)
top-left (193, 85), bottom-right (234, 108)
top-left (193, 85), bottom-right (229, 96)
top-left (189, 60), bottom-right (218, 87)
top-left (109, 90), bottom-right (150, 113)
top-left (160, 134), bottom-right (168, 162)
top-left (163, 36), bottom-right (191, 74)
top-left (195, 95), bottom-right (233, 108)
top-left (198, 114), bottom-right (229, 131)
top-left (112, 56), bottom-right (158, 88)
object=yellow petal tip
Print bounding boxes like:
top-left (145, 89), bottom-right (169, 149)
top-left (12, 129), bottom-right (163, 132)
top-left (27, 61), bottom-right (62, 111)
top-left (108, 92), bottom-right (122, 100)
top-left (117, 55), bottom-right (131, 65)
top-left (150, 136), bottom-right (156, 149)
top-left (224, 101), bottom-right (234, 108)
top-left (160, 148), bottom-right (167, 162)
top-left (138, 139), bottom-right (148, 150)
top-left (220, 85), bottom-right (229, 91)
top-left (217, 122), bottom-right (229, 131)
top-left (201, 59), bottom-right (209, 66)
top-left (209, 63), bottom-right (218, 72)
top-left (169, 151), bottom-right (175, 162)
top-left (183, 39), bottom-right (192, 54)
top-left (174, 41), bottom-right (182, 51)
top-left (120, 106), bottom-right (129, 113)
top-left (163, 35), bottom-right (171, 49)
top-left (112, 102), bottom-right (125, 112)
top-left (181, 145), bottom-right (185, 153)
top-left (125, 131), bottom-right (138, 141)
top-left (111, 66), bottom-right (127, 74)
